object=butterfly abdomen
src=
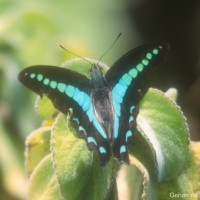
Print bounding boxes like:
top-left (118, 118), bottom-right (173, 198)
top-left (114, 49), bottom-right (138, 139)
top-left (91, 86), bottom-right (114, 141)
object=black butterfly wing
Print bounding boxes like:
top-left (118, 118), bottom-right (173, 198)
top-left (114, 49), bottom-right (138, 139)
top-left (19, 66), bottom-right (90, 114)
top-left (18, 66), bottom-right (111, 164)
top-left (105, 42), bottom-right (169, 163)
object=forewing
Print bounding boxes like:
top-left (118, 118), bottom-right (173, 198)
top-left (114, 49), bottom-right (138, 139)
top-left (106, 42), bottom-right (169, 106)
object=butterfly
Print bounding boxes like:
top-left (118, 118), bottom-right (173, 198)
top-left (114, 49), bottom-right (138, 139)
top-left (18, 42), bottom-right (169, 165)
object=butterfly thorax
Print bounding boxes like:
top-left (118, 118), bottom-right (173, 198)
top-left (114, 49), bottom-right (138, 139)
top-left (90, 64), bottom-right (114, 141)
top-left (89, 64), bottom-right (106, 89)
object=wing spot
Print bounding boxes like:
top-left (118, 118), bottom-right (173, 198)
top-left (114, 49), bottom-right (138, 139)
top-left (126, 130), bottom-right (133, 142)
top-left (87, 136), bottom-right (97, 146)
top-left (79, 126), bottom-right (87, 136)
top-left (99, 146), bottom-right (106, 154)
top-left (43, 78), bottom-right (50, 85)
top-left (122, 74), bottom-right (132, 85)
top-left (112, 89), bottom-right (123, 103)
top-left (37, 74), bottom-right (43, 81)
top-left (30, 73), bottom-right (35, 79)
top-left (57, 83), bottom-right (66, 93)
top-left (153, 49), bottom-right (159, 55)
top-left (120, 145), bottom-right (126, 153)
top-left (115, 83), bottom-right (126, 97)
top-left (72, 117), bottom-right (79, 124)
top-left (146, 53), bottom-right (152, 60)
top-left (130, 105), bottom-right (135, 114)
top-left (119, 79), bottom-right (128, 89)
top-left (82, 96), bottom-right (91, 111)
top-left (66, 85), bottom-right (75, 97)
top-left (129, 68), bottom-right (138, 78)
top-left (76, 91), bottom-right (85, 106)
top-left (136, 63), bottom-right (144, 72)
top-left (142, 59), bottom-right (149, 66)
top-left (50, 81), bottom-right (57, 89)
top-left (129, 116), bottom-right (134, 123)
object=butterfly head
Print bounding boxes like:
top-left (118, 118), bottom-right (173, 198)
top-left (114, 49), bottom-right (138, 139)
top-left (89, 64), bottom-right (105, 88)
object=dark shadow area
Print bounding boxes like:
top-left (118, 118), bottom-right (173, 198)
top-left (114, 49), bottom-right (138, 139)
top-left (126, 0), bottom-right (200, 140)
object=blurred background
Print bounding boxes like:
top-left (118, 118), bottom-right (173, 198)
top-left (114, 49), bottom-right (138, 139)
top-left (0, 0), bottom-right (200, 199)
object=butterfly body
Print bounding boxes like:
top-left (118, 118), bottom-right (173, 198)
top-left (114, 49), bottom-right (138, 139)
top-left (91, 86), bottom-right (114, 141)
top-left (19, 42), bottom-right (169, 165)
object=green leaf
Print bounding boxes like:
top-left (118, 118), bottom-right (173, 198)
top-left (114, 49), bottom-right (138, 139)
top-left (127, 135), bottom-right (158, 200)
top-left (136, 88), bottom-right (189, 181)
top-left (36, 96), bottom-right (57, 120)
top-left (127, 88), bottom-right (189, 199)
top-left (51, 114), bottom-right (114, 200)
top-left (158, 142), bottom-right (200, 200)
top-left (25, 126), bottom-right (51, 177)
top-left (28, 154), bottom-right (64, 200)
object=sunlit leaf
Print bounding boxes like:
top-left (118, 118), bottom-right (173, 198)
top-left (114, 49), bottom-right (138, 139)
top-left (28, 154), bottom-right (64, 200)
top-left (25, 126), bottom-right (51, 177)
top-left (135, 88), bottom-right (189, 181)
top-left (51, 114), bottom-right (114, 200)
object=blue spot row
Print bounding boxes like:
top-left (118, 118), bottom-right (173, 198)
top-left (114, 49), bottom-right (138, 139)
top-left (57, 83), bottom-right (107, 140)
top-left (111, 47), bottom-right (161, 140)
top-left (31, 74), bottom-right (106, 141)
top-left (57, 83), bottom-right (91, 113)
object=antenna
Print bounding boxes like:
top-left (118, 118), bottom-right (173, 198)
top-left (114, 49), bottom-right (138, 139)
top-left (60, 45), bottom-right (93, 65)
top-left (97, 32), bottom-right (122, 65)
